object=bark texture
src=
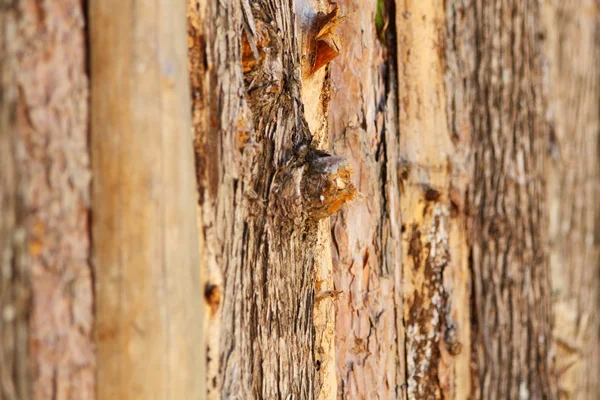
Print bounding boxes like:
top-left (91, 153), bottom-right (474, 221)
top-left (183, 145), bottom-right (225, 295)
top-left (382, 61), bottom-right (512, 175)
top-left (1, 1), bottom-right (93, 399)
top-left (2, 1), bottom-right (597, 399)
top-left (188, 0), bottom-right (355, 398)
top-left (330, 1), bottom-right (475, 398)
top-left (469, 1), bottom-right (557, 398)
top-left (395, 2), bottom-right (472, 399)
top-left (327, 0), bottom-right (405, 398)
top-left (187, 0), bottom-right (596, 399)
top-left (90, 0), bottom-right (205, 398)
top-left (543, 1), bottom-right (600, 399)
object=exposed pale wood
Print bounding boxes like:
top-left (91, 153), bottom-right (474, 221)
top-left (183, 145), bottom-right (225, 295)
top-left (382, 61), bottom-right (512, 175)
top-left (90, 1), bottom-right (205, 398)
top-left (394, 2), bottom-right (472, 399)
top-left (298, 1), bottom-right (340, 397)
top-left (443, 1), bottom-right (476, 398)
top-left (542, 2), bottom-right (600, 399)
top-left (1, 1), bottom-right (94, 399)
top-left (185, 0), bottom-right (596, 399)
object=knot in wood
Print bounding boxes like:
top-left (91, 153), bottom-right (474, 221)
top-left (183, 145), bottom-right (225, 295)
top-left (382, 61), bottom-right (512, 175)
top-left (271, 149), bottom-right (357, 223)
top-left (444, 323), bottom-right (463, 356)
top-left (301, 150), bottom-right (357, 219)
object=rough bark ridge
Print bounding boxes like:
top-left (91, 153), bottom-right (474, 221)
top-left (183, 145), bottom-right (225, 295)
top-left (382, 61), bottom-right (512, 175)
top-left (542, 1), bottom-right (600, 398)
top-left (469, 0), bottom-right (557, 398)
top-left (326, 0), bottom-right (406, 398)
top-left (188, 0), bottom-right (355, 398)
top-left (0, 1), bottom-right (93, 399)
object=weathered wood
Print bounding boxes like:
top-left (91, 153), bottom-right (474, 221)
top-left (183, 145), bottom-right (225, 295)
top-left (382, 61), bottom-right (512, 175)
top-left (186, 0), bottom-right (596, 399)
top-left (443, 1), bottom-right (476, 398)
top-left (298, 3), bottom-right (344, 399)
top-left (542, 1), bottom-right (600, 398)
top-left (188, 0), bottom-right (355, 398)
top-left (90, 0), bottom-right (205, 398)
top-left (395, 1), bottom-right (472, 399)
top-left (1, 1), bottom-right (94, 399)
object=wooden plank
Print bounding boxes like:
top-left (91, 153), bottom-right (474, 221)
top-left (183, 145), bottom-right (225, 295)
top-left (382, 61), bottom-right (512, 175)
top-left (90, 1), bottom-right (205, 398)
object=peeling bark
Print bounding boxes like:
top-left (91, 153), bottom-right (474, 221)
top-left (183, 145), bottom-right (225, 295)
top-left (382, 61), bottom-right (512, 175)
top-left (326, 0), bottom-right (406, 398)
top-left (186, 0), bottom-right (595, 398)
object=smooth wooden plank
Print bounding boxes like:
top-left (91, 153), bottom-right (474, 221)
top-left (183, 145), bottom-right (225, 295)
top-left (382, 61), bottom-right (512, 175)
top-left (90, 0), bottom-right (205, 398)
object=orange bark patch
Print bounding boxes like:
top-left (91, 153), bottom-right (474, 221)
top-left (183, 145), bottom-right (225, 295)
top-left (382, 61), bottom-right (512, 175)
top-left (311, 5), bottom-right (347, 75)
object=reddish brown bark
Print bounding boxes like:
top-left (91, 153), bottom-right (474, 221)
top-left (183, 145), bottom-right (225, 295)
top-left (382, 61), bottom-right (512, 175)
top-left (0, 1), bottom-right (94, 399)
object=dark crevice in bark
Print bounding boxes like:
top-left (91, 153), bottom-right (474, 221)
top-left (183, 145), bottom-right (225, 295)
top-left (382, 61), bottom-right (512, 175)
top-left (376, 0), bottom-right (398, 278)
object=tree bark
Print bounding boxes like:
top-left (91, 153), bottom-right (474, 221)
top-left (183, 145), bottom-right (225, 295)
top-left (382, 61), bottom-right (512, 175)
top-left (326, 0), bottom-right (406, 398)
top-left (2, 1), bottom-right (598, 399)
top-left (0, 6), bottom-right (31, 399)
top-left (188, 0), bottom-right (356, 398)
top-left (0, 1), bottom-right (94, 399)
top-left (329, 1), bottom-right (473, 397)
top-left (90, 1), bottom-right (205, 399)
top-left (468, 1), bottom-right (557, 398)
top-left (188, 0), bottom-right (600, 399)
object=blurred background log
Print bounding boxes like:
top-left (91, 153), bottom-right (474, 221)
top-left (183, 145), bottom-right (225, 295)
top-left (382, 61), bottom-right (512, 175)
top-left (90, 1), bottom-right (205, 399)
top-left (1, 2), bottom-right (93, 399)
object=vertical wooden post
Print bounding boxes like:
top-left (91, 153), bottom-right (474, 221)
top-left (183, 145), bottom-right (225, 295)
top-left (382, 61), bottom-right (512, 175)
top-left (90, 0), bottom-right (205, 398)
top-left (543, 1), bottom-right (600, 397)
